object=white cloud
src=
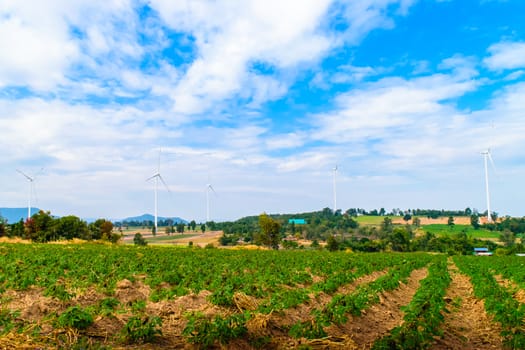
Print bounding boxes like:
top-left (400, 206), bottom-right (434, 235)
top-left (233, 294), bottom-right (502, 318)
top-left (334, 0), bottom-right (417, 44)
top-left (266, 133), bottom-right (306, 150)
top-left (484, 41), bottom-right (525, 70)
top-left (0, 2), bottom-right (79, 89)
top-left (311, 69), bottom-right (479, 144)
top-left (149, 0), bottom-right (416, 117)
top-left (148, 0), bottom-right (334, 115)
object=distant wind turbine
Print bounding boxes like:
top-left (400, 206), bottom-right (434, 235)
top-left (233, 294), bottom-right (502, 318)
top-left (333, 165), bottom-right (338, 213)
top-left (206, 183), bottom-right (216, 223)
top-left (146, 149), bottom-right (171, 234)
top-left (481, 149), bottom-right (496, 223)
top-left (206, 171), bottom-right (217, 223)
top-left (16, 168), bottom-right (43, 220)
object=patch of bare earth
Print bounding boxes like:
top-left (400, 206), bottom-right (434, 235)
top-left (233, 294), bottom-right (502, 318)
top-left (432, 263), bottom-right (503, 349)
top-left (330, 267), bottom-right (428, 349)
top-left (4, 287), bottom-right (66, 322)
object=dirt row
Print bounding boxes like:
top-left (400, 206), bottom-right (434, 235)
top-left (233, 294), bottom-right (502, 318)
top-left (2, 261), bottom-right (523, 349)
top-left (432, 261), bottom-right (503, 349)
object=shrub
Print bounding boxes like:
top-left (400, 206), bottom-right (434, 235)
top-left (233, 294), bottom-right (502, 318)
top-left (122, 316), bottom-right (162, 343)
top-left (57, 306), bottom-right (93, 330)
top-left (133, 233), bottom-right (147, 246)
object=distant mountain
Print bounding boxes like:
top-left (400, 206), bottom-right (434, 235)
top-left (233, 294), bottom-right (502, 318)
top-left (0, 207), bottom-right (40, 223)
top-left (119, 213), bottom-right (187, 225)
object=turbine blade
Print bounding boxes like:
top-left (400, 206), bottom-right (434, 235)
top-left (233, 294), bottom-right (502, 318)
top-left (487, 151), bottom-right (498, 177)
top-left (209, 184), bottom-right (217, 195)
top-left (34, 167), bottom-right (45, 179)
top-left (158, 174), bottom-right (171, 193)
top-left (16, 169), bottom-right (33, 181)
top-left (146, 174), bottom-right (158, 182)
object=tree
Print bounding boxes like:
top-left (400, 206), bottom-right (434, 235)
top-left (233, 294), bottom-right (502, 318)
top-left (257, 213), bottom-right (281, 249)
top-left (200, 224), bottom-right (206, 233)
top-left (499, 230), bottom-right (515, 248)
top-left (412, 217), bottom-right (421, 228)
top-left (380, 217), bottom-right (393, 236)
top-left (88, 219), bottom-right (116, 241)
top-left (133, 233), bottom-right (147, 246)
top-left (389, 227), bottom-right (411, 252)
top-left (403, 213), bottom-right (412, 222)
top-left (0, 217), bottom-right (5, 237)
top-left (176, 223), bottom-right (185, 233)
top-left (447, 216), bottom-right (455, 227)
top-left (464, 207), bottom-right (472, 216)
top-left (55, 216), bottom-right (89, 240)
top-left (470, 214), bottom-right (480, 229)
top-left (190, 220), bottom-right (197, 231)
top-left (24, 210), bottom-right (54, 242)
top-left (326, 234), bottom-right (339, 251)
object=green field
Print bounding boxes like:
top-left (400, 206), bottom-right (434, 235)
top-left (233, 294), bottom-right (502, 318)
top-left (422, 224), bottom-right (500, 239)
top-left (144, 233), bottom-right (199, 243)
top-left (354, 215), bottom-right (387, 225)
top-left (1, 243), bottom-right (524, 348)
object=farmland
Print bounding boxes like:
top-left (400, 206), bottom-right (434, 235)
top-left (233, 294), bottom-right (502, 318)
top-left (422, 224), bottom-right (500, 239)
top-left (1, 243), bottom-right (524, 349)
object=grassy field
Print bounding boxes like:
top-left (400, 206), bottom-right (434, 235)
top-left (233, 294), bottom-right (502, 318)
top-left (354, 215), bottom-right (386, 225)
top-left (143, 234), bottom-right (200, 243)
top-left (422, 224), bottom-right (500, 239)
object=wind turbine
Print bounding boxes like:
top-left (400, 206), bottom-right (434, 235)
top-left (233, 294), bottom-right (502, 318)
top-left (146, 149), bottom-right (171, 234)
top-left (481, 149), bottom-right (496, 223)
top-left (332, 165), bottom-right (338, 213)
top-left (16, 168), bottom-right (43, 220)
top-left (205, 171), bottom-right (216, 223)
top-left (206, 183), bottom-right (216, 223)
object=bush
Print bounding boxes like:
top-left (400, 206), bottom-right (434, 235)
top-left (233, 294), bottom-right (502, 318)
top-left (57, 306), bottom-right (93, 330)
top-left (122, 315), bottom-right (162, 343)
top-left (133, 233), bottom-right (147, 246)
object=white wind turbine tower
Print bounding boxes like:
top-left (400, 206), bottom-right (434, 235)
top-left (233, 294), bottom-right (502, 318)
top-left (481, 149), bottom-right (496, 223)
top-left (205, 170), bottom-right (217, 223)
top-left (16, 168), bottom-right (43, 220)
top-left (146, 149), bottom-right (171, 234)
top-left (332, 165), bottom-right (338, 213)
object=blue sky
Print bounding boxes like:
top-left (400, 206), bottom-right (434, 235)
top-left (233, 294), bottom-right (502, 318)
top-left (1, 0), bottom-right (525, 222)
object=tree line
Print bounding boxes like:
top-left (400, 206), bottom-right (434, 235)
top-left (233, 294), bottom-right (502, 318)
top-left (219, 209), bottom-right (525, 255)
top-left (0, 210), bottom-right (120, 243)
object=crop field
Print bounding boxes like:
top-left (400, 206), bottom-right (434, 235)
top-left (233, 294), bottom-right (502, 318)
top-left (422, 224), bottom-right (500, 239)
top-left (0, 244), bottom-right (524, 349)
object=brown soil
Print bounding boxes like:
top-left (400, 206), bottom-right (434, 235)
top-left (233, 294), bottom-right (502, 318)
top-left (1, 260), bottom-right (514, 349)
top-left (432, 262), bottom-right (504, 349)
top-left (332, 267), bottom-right (428, 349)
top-left (121, 230), bottom-right (223, 248)
top-left (270, 269), bottom-right (389, 332)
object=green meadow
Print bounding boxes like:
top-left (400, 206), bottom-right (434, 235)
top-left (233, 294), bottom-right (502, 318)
top-left (421, 224), bottom-right (500, 239)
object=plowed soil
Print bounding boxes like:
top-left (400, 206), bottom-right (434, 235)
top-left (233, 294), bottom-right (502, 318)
top-left (331, 268), bottom-right (428, 349)
top-left (432, 262), bottom-right (504, 349)
top-left (1, 260), bottom-right (520, 349)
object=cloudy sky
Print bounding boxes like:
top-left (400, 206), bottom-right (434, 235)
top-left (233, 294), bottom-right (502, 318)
top-left (1, 0), bottom-right (524, 222)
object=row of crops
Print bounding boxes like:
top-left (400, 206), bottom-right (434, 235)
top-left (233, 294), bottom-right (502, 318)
top-left (0, 243), bottom-right (524, 348)
top-left (454, 255), bottom-right (525, 348)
